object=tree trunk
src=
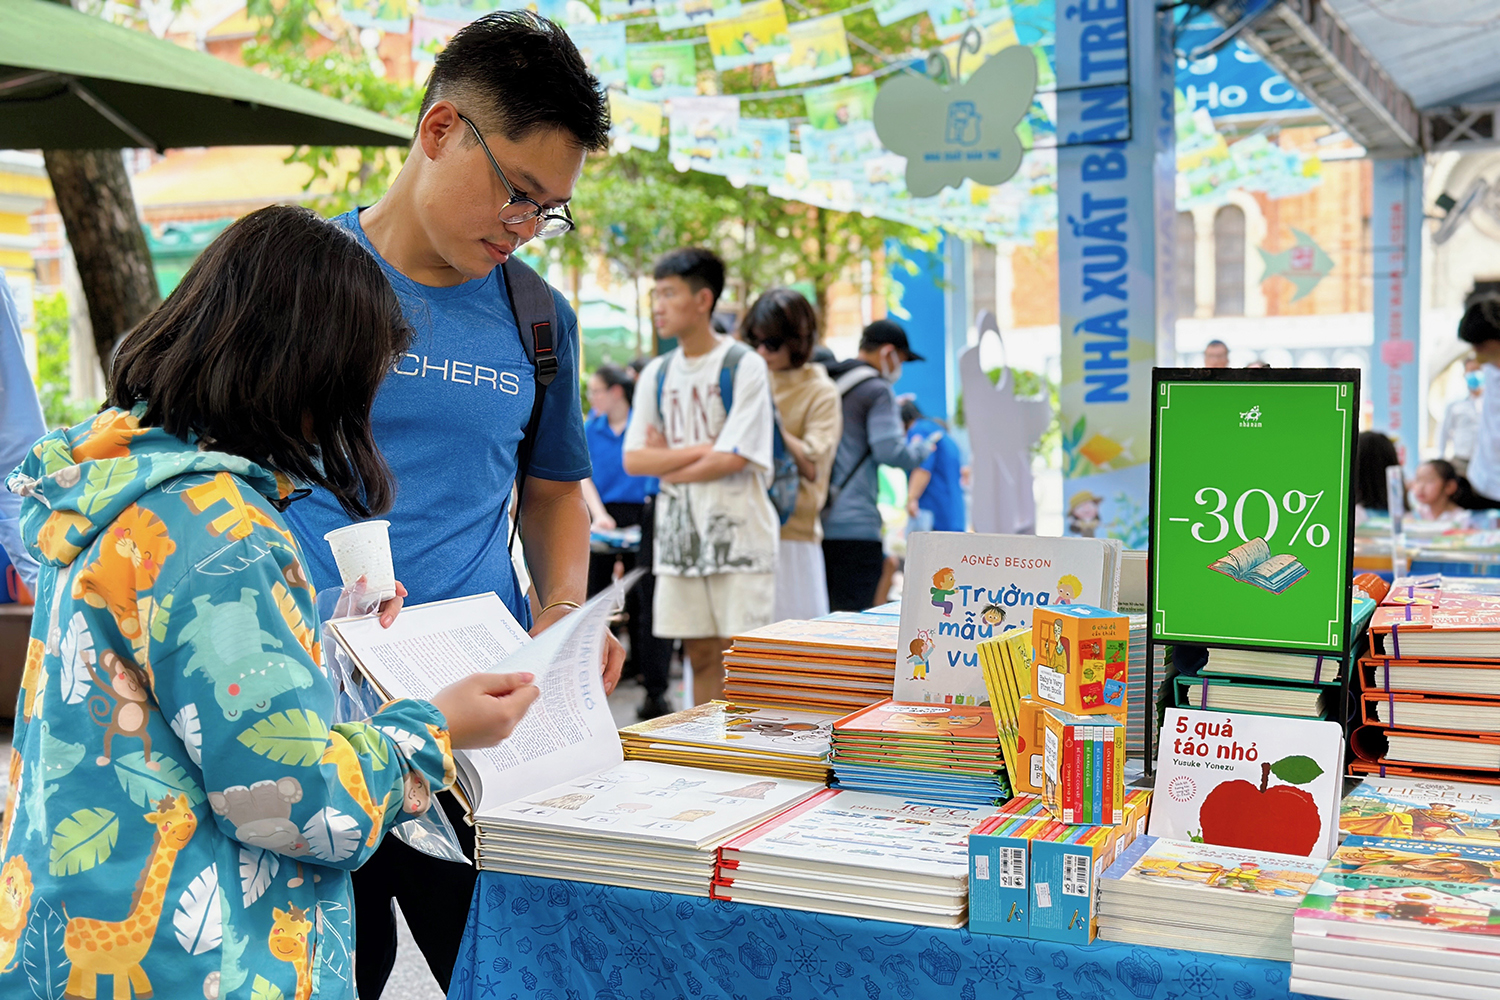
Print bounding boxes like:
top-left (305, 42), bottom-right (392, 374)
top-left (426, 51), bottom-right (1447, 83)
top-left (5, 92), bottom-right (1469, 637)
top-left (42, 149), bottom-right (159, 384)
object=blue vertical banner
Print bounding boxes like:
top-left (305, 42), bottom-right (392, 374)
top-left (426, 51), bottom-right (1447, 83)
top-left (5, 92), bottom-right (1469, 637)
top-left (1371, 157), bottom-right (1423, 471)
top-left (887, 235), bottom-right (950, 421)
top-left (1055, 0), bottom-right (1175, 547)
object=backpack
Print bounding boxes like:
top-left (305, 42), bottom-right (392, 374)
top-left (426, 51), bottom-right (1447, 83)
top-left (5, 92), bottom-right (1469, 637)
top-left (655, 341), bottom-right (800, 525)
top-left (499, 257), bottom-right (561, 549)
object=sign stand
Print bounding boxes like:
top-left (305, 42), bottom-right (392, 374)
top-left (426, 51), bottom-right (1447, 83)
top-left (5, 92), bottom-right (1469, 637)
top-left (1143, 367), bottom-right (1360, 775)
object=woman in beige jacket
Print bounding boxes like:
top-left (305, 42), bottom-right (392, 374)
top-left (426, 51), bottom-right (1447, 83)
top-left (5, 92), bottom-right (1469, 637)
top-left (740, 289), bottom-right (844, 621)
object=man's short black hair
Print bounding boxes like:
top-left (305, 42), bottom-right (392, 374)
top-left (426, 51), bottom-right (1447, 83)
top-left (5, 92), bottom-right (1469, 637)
top-left (1205, 339), bottom-right (1228, 351)
top-left (654, 248), bottom-right (726, 310)
top-left (1459, 296), bottom-right (1500, 346)
top-left (419, 11), bottom-right (610, 151)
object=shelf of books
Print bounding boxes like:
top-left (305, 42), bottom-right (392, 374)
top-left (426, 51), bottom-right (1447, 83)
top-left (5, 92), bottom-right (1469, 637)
top-left (320, 530), bottom-right (1500, 1000)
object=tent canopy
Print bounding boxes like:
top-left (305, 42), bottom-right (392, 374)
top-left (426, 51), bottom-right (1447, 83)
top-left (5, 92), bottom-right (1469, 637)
top-left (0, 0), bottom-right (411, 150)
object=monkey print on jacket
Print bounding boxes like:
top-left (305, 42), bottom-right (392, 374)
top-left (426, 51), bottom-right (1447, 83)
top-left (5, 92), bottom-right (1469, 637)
top-left (1, 407), bottom-right (456, 1000)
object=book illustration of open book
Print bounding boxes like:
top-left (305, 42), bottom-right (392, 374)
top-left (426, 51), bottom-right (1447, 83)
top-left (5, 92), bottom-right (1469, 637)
top-left (1209, 537), bottom-right (1307, 595)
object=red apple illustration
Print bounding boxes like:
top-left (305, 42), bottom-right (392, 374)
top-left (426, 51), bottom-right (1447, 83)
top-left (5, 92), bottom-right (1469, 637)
top-left (1197, 756), bottom-right (1324, 855)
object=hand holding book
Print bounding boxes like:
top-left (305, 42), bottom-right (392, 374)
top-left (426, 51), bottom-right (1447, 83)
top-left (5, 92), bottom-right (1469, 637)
top-left (430, 670), bottom-right (541, 749)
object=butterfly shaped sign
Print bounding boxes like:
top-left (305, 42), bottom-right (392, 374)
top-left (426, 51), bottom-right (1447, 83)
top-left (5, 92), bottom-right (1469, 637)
top-left (872, 44), bottom-right (1036, 198)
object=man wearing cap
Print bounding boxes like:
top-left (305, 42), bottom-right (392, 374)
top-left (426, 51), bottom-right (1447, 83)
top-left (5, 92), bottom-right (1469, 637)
top-left (821, 319), bottom-right (938, 610)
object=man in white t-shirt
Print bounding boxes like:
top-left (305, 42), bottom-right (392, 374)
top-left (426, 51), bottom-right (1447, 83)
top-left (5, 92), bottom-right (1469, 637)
top-left (625, 248), bottom-right (779, 702)
top-left (1440, 357), bottom-right (1483, 476)
top-left (1457, 298), bottom-right (1500, 507)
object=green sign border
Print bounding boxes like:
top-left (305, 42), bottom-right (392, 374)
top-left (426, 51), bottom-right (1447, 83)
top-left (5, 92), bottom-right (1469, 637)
top-left (1146, 367), bottom-right (1360, 657)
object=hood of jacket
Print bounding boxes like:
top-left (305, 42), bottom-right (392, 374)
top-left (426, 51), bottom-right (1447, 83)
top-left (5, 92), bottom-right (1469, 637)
top-left (5, 406), bottom-right (294, 570)
top-left (822, 356), bottom-right (873, 381)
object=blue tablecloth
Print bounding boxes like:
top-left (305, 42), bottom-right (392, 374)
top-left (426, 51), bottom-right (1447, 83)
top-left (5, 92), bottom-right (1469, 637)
top-left (448, 872), bottom-right (1313, 1000)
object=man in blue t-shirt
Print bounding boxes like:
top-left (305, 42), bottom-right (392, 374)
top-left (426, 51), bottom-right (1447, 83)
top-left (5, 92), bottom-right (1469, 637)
top-left (281, 13), bottom-right (616, 998)
top-left (901, 400), bottom-right (965, 532)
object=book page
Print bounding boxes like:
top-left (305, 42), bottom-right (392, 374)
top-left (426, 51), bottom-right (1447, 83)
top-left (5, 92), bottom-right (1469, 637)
top-left (329, 580), bottom-right (632, 813)
top-left (1214, 537), bottom-right (1269, 577)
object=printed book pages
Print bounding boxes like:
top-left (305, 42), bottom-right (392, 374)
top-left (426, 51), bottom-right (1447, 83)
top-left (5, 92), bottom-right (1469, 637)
top-left (1097, 835), bottom-right (1323, 962)
top-left (327, 585), bottom-right (623, 816)
top-left (896, 531), bottom-right (1122, 705)
top-left (475, 760), bottom-right (824, 895)
top-left (618, 701), bottom-right (835, 781)
top-left (1178, 677), bottom-right (1329, 718)
top-left (1203, 595), bottom-right (1375, 683)
top-left (1364, 693), bottom-right (1500, 734)
top-left (1361, 659), bottom-right (1500, 698)
top-left (723, 617), bottom-right (897, 713)
top-left (1147, 709), bottom-right (1344, 858)
top-left (1371, 602), bottom-right (1500, 659)
top-left (1293, 834), bottom-right (1500, 995)
top-left (1208, 537), bottom-right (1307, 595)
top-left (713, 788), bottom-right (995, 926)
top-left (830, 699), bottom-right (1007, 806)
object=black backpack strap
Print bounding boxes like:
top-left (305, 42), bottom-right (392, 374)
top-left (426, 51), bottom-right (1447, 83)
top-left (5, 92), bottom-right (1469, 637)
top-left (501, 257), bottom-right (561, 550)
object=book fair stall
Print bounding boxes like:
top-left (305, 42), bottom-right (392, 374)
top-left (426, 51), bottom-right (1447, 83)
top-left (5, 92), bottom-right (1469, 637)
top-left (311, 367), bottom-right (1500, 1000)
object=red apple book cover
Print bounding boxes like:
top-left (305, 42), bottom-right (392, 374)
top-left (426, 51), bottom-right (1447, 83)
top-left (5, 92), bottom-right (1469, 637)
top-left (1148, 709), bottom-right (1345, 859)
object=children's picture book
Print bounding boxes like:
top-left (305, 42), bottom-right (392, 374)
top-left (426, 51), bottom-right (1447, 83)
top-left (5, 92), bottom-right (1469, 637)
top-left (1031, 604), bottom-right (1129, 717)
top-left (771, 13), bottom-right (853, 86)
top-left (1104, 835), bottom-right (1325, 903)
top-left (835, 698), bottom-right (999, 743)
top-left (896, 531), bottom-right (1121, 705)
top-left (705, 0), bottom-right (790, 71)
top-left (1209, 537), bottom-right (1308, 595)
top-left (1340, 776), bottom-right (1500, 846)
top-left (1296, 838), bottom-right (1500, 951)
top-left (978, 626), bottom-right (1033, 786)
top-left (1148, 709), bottom-right (1345, 859)
top-left (620, 701), bottom-right (834, 760)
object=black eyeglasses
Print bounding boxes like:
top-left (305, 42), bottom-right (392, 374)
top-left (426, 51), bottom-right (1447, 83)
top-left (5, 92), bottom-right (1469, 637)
top-left (457, 113), bottom-right (575, 239)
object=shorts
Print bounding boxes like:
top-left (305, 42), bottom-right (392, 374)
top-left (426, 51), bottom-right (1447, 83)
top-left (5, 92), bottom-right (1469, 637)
top-left (654, 572), bottom-right (777, 639)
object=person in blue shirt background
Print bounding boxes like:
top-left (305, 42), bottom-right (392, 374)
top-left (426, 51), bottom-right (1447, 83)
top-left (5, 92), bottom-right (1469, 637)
top-left (901, 399), bottom-right (965, 532)
top-left (0, 277), bottom-right (45, 600)
top-left (582, 363), bottom-right (675, 719)
top-left (279, 12), bottom-right (621, 997)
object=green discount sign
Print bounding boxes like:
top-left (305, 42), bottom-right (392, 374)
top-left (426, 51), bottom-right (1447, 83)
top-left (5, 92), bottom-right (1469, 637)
top-left (1148, 371), bottom-right (1359, 654)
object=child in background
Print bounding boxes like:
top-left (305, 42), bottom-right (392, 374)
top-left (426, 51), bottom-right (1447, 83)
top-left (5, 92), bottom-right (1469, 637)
top-left (1410, 459), bottom-right (1477, 523)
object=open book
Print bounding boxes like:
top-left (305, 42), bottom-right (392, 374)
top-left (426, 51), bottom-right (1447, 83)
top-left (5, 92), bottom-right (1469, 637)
top-left (327, 576), bottom-right (636, 817)
top-left (1209, 537), bottom-right (1307, 594)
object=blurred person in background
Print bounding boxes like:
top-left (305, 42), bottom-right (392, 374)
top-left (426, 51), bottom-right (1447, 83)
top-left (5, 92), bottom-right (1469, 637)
top-left (1355, 430), bottom-right (1401, 520)
top-left (900, 399), bottom-right (964, 533)
top-left (740, 288), bottom-right (842, 622)
top-left (1440, 357), bottom-right (1483, 477)
top-left (1204, 340), bottom-right (1229, 368)
top-left (1410, 459), bottom-right (1478, 522)
top-left (821, 320), bottom-right (936, 610)
top-left (0, 278), bottom-right (44, 599)
top-left (583, 363), bottom-right (675, 719)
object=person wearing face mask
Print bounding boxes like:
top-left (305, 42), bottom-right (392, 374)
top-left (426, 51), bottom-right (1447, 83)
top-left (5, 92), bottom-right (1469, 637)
top-left (1440, 357), bottom-right (1483, 477)
top-left (821, 319), bottom-right (937, 610)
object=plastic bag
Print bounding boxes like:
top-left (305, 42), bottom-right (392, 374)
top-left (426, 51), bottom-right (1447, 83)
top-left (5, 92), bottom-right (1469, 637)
top-left (319, 580), bottom-right (468, 864)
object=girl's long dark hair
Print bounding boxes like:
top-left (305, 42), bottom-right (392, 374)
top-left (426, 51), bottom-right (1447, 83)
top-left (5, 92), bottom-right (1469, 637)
top-left (110, 205), bottom-right (412, 518)
top-left (1422, 458), bottom-right (1482, 510)
top-left (1355, 430), bottom-right (1400, 511)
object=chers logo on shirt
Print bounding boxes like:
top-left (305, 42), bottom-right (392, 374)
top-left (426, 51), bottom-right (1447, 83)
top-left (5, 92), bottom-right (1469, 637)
top-left (393, 354), bottom-right (522, 394)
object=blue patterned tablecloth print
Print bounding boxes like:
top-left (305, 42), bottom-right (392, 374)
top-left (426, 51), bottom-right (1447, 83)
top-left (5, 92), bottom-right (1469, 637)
top-left (448, 873), bottom-right (1317, 1000)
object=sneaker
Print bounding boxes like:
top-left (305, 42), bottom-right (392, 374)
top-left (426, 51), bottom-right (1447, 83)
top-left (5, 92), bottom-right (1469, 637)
top-left (637, 694), bottom-right (674, 721)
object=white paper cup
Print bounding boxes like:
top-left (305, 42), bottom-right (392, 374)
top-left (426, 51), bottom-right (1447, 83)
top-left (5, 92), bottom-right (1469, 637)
top-left (323, 520), bottom-right (397, 603)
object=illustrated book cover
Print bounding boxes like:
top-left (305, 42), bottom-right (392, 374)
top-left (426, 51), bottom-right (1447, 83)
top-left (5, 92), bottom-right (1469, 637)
top-left (1147, 709), bottom-right (1344, 859)
top-left (896, 531), bottom-right (1121, 705)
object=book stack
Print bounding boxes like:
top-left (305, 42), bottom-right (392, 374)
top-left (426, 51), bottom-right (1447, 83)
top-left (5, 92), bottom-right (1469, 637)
top-left (830, 699), bottom-right (1008, 806)
top-left (977, 627), bottom-right (1034, 789)
top-left (1098, 836), bottom-right (1324, 961)
top-left (1339, 775), bottom-right (1500, 846)
top-left (1177, 594), bottom-right (1376, 722)
top-left (618, 701), bottom-right (836, 782)
top-left (474, 760), bottom-right (824, 894)
top-left (1041, 709), bottom-right (1124, 825)
top-left (1356, 583), bottom-right (1500, 783)
top-left (1292, 834), bottom-right (1500, 999)
top-left (712, 788), bottom-right (993, 926)
top-left (723, 618), bottom-right (897, 713)
top-left (1125, 614), bottom-right (1167, 759)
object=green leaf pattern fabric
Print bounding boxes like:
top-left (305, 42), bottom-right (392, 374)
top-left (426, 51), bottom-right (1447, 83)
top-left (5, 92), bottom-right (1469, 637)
top-left (1, 408), bottom-right (457, 1000)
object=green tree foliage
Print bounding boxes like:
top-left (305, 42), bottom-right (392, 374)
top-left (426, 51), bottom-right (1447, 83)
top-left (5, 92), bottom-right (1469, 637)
top-left (32, 292), bottom-right (98, 429)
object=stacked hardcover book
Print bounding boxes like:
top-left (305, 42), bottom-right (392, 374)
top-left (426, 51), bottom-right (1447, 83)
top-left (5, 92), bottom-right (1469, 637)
top-left (723, 618), bottom-right (897, 713)
top-left (1292, 834), bottom-right (1500, 999)
top-left (618, 701), bottom-right (835, 782)
top-left (1357, 581), bottom-right (1500, 782)
top-left (474, 761), bottom-right (824, 894)
top-left (1098, 836), bottom-right (1322, 961)
top-left (711, 788), bottom-right (993, 926)
top-left (1177, 595), bottom-right (1375, 722)
top-left (830, 699), bottom-right (1008, 805)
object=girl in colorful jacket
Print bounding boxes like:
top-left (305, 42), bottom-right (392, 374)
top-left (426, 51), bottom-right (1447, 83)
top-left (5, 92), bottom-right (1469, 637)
top-left (1, 206), bottom-right (537, 1000)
